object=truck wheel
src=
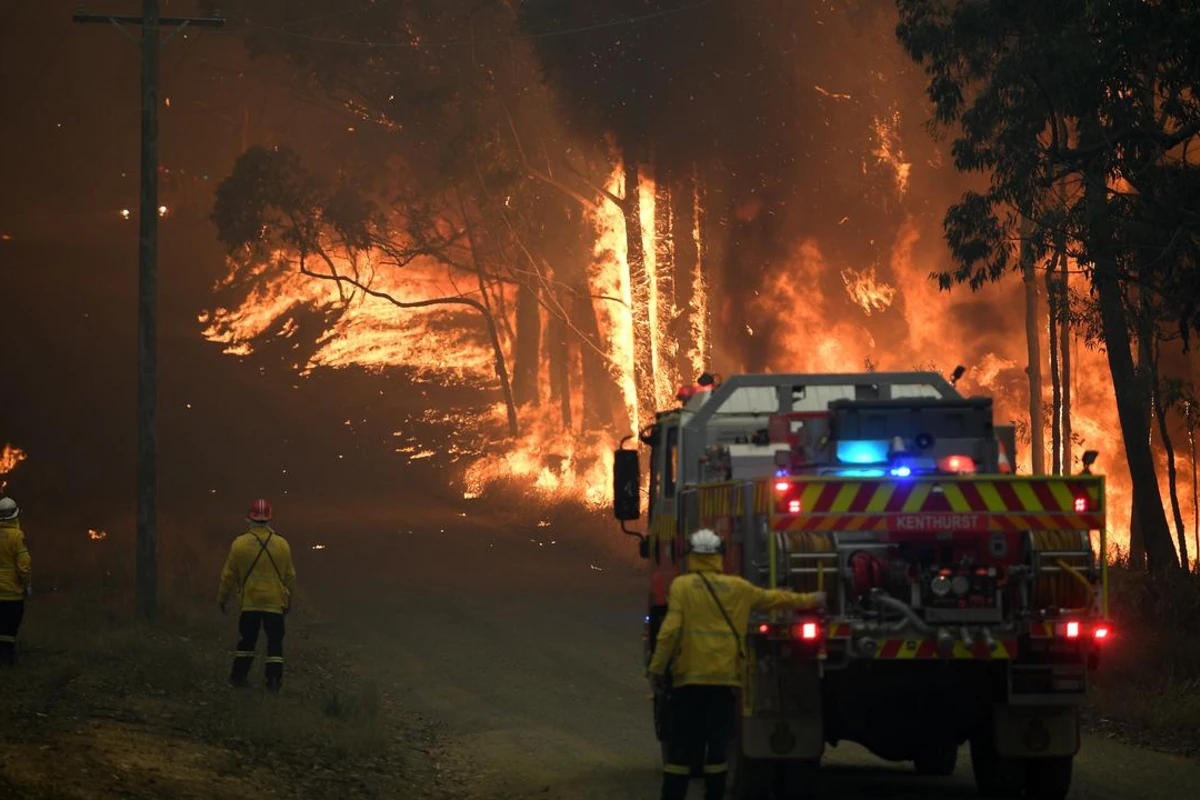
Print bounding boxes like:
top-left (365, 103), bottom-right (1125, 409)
top-left (1025, 756), bottom-right (1073, 800)
top-left (729, 751), bottom-right (772, 800)
top-left (913, 742), bottom-right (958, 777)
top-left (969, 735), bottom-right (1025, 798)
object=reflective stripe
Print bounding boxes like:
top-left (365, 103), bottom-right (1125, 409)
top-left (234, 651), bottom-right (255, 658)
top-left (0, 565), bottom-right (15, 570)
top-left (704, 763), bottom-right (729, 775)
top-left (0, 635), bottom-right (15, 643)
top-left (264, 657), bottom-right (284, 664)
top-left (663, 764), bottom-right (691, 776)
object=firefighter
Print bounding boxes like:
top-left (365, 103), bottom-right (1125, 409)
top-left (217, 499), bottom-right (297, 691)
top-left (648, 528), bottom-right (826, 800)
top-left (0, 496), bottom-right (31, 667)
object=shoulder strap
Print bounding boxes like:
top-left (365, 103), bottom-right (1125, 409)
top-left (241, 530), bottom-right (280, 589)
top-left (697, 572), bottom-right (745, 662)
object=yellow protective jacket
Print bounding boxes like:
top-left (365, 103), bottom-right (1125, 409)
top-left (0, 519), bottom-right (31, 601)
top-left (217, 526), bottom-right (297, 614)
top-left (648, 554), bottom-right (820, 687)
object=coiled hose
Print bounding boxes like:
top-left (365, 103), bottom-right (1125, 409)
top-left (1029, 530), bottom-right (1094, 611)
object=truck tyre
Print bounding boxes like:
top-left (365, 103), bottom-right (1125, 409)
top-left (969, 734), bottom-right (1025, 798)
top-left (1025, 756), bottom-right (1073, 800)
top-left (913, 742), bottom-right (958, 777)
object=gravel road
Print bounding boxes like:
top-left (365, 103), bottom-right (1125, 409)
top-left (313, 521), bottom-right (1199, 799)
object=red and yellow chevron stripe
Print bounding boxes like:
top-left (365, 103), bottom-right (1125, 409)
top-left (874, 638), bottom-right (1017, 660)
top-left (766, 476), bottom-right (1105, 533)
top-left (1028, 621), bottom-right (1055, 638)
top-left (828, 622), bottom-right (853, 639)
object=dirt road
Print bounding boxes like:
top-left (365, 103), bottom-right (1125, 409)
top-left (313, 519), bottom-right (1200, 799)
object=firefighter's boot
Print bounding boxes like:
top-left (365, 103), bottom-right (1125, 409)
top-left (229, 651), bottom-right (254, 688)
top-left (704, 772), bottom-right (727, 800)
top-left (264, 657), bottom-right (283, 692)
top-left (660, 773), bottom-right (689, 800)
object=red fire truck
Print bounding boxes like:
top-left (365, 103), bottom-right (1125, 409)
top-left (612, 372), bottom-right (1109, 799)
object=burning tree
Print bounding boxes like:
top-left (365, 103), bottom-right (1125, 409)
top-left (896, 0), bottom-right (1200, 574)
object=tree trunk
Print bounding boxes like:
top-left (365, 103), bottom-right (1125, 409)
top-left (1046, 256), bottom-right (1062, 475)
top-left (574, 287), bottom-right (617, 432)
top-left (654, 164), bottom-right (678, 398)
top-left (1153, 342), bottom-right (1189, 567)
top-left (546, 306), bottom-right (571, 430)
top-left (673, 165), bottom-right (699, 381)
top-left (1022, 224), bottom-right (1046, 475)
top-left (1060, 253), bottom-right (1073, 473)
top-left (1083, 149), bottom-right (1178, 574)
top-left (457, 191), bottom-right (519, 438)
top-left (1130, 295), bottom-right (1157, 567)
top-left (512, 282), bottom-right (541, 407)
top-left (1189, 404), bottom-right (1198, 572)
top-left (624, 155), bottom-right (655, 423)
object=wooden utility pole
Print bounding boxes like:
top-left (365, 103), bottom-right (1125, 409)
top-left (74, 3), bottom-right (225, 622)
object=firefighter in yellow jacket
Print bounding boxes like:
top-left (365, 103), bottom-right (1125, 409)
top-left (0, 497), bottom-right (31, 667)
top-left (648, 528), bottom-right (825, 800)
top-left (217, 499), bottom-right (297, 691)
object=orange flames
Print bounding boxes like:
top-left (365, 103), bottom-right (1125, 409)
top-left (201, 128), bottom-right (1195, 557)
top-left (0, 443), bottom-right (26, 492)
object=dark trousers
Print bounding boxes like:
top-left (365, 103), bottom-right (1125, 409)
top-left (662, 685), bottom-right (735, 800)
top-left (0, 600), bottom-right (25, 666)
top-left (230, 611), bottom-right (285, 688)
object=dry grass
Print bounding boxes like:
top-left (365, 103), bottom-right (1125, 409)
top-left (1088, 565), bottom-right (1200, 756)
top-left (0, 573), bottom-right (438, 798)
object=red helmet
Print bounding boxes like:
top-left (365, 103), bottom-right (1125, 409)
top-left (247, 498), bottom-right (273, 523)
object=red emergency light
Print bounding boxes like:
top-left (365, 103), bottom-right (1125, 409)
top-left (774, 480), bottom-right (790, 492)
top-left (1074, 496), bottom-right (1090, 513)
top-left (1065, 621), bottom-right (1080, 639)
top-left (1094, 624), bottom-right (1110, 641)
top-left (939, 454), bottom-right (976, 474)
top-left (787, 499), bottom-right (802, 514)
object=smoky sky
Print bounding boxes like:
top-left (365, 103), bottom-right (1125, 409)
top-left (1, 0), bottom-right (1030, 549)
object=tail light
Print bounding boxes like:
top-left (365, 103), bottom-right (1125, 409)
top-left (794, 621), bottom-right (821, 641)
top-left (787, 499), bottom-right (802, 513)
top-left (758, 623), bottom-right (771, 635)
top-left (1073, 494), bottom-right (1097, 512)
top-left (1065, 621), bottom-right (1080, 639)
top-left (1094, 624), bottom-right (1110, 641)
top-left (774, 480), bottom-right (790, 492)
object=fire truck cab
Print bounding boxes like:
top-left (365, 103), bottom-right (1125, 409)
top-left (613, 372), bottom-right (1109, 799)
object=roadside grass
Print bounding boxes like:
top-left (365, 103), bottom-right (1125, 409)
top-left (0, 532), bottom-right (438, 799)
top-left (1089, 564), bottom-right (1200, 755)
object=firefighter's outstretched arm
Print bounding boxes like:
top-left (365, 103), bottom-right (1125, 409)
top-left (648, 580), bottom-right (685, 676)
top-left (751, 585), bottom-right (826, 612)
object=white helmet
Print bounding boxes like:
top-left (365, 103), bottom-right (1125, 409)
top-left (0, 497), bottom-right (18, 520)
top-left (689, 528), bottom-right (722, 555)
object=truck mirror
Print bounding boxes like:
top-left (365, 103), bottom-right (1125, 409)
top-left (613, 449), bottom-right (641, 521)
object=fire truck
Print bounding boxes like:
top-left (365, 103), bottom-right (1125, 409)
top-left (612, 372), bottom-right (1110, 799)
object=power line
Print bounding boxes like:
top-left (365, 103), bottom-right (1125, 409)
top-left (277, 0), bottom-right (396, 30)
top-left (233, 0), bottom-right (718, 49)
